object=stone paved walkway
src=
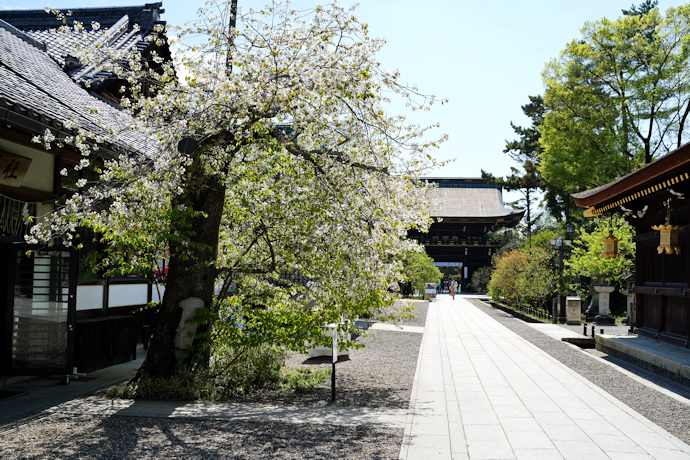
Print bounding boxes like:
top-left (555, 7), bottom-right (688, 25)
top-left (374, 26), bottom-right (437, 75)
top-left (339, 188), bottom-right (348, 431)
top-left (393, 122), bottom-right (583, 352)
top-left (399, 294), bottom-right (690, 459)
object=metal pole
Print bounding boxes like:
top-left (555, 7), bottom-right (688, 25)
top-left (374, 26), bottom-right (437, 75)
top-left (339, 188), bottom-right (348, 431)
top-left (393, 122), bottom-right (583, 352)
top-left (559, 245), bottom-right (565, 322)
top-left (331, 361), bottom-right (336, 402)
top-left (331, 326), bottom-right (337, 402)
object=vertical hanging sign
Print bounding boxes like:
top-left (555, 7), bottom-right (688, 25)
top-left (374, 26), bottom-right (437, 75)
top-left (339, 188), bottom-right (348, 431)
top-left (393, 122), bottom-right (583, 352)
top-left (0, 195), bottom-right (36, 238)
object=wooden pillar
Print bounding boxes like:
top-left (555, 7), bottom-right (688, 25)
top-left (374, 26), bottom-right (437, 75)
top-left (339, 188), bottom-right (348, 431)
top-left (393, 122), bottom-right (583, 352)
top-left (656, 295), bottom-right (666, 340)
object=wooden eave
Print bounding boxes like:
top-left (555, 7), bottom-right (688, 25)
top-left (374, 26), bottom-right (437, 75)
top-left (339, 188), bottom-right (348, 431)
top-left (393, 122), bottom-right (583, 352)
top-left (433, 213), bottom-right (525, 226)
top-left (572, 143), bottom-right (690, 217)
top-left (0, 124), bottom-right (82, 164)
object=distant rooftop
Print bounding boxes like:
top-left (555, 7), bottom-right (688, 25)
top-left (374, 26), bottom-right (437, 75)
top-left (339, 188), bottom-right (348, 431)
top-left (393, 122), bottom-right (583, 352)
top-left (0, 3), bottom-right (164, 29)
top-left (423, 177), bottom-right (523, 219)
top-left (424, 177), bottom-right (502, 189)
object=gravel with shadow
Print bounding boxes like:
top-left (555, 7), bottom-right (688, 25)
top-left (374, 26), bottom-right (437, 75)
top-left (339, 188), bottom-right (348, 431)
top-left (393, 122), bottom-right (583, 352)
top-left (238, 299), bottom-right (426, 409)
top-left (0, 300), bottom-right (427, 459)
top-left (0, 413), bottom-right (401, 459)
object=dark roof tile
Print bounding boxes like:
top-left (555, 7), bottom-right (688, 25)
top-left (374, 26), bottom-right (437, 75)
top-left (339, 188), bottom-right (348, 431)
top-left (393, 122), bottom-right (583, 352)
top-left (0, 20), bottom-right (155, 157)
top-left (0, 3), bottom-right (165, 86)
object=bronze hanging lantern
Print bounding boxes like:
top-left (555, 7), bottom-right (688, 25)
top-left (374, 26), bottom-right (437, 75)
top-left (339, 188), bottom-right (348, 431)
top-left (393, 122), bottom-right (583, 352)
top-left (652, 198), bottom-right (684, 255)
top-left (602, 230), bottom-right (619, 259)
top-left (651, 217), bottom-right (683, 255)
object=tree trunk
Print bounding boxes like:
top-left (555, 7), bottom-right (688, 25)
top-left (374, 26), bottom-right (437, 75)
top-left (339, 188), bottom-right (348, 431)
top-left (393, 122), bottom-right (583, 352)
top-left (524, 187), bottom-right (532, 245)
top-left (137, 173), bottom-right (226, 378)
top-left (678, 99), bottom-right (690, 148)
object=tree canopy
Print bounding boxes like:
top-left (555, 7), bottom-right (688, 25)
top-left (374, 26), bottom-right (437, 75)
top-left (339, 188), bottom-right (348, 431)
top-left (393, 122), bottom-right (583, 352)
top-left (483, 95), bottom-right (545, 242)
top-left (487, 243), bottom-right (558, 311)
top-left (31, 1), bottom-right (445, 378)
top-left (565, 215), bottom-right (636, 287)
top-left (540, 4), bottom-right (690, 194)
top-left (402, 251), bottom-right (442, 294)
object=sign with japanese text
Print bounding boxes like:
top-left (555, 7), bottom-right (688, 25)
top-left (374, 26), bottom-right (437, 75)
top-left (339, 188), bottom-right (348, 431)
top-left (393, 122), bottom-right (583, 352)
top-left (433, 262), bottom-right (462, 267)
top-left (0, 150), bottom-right (32, 187)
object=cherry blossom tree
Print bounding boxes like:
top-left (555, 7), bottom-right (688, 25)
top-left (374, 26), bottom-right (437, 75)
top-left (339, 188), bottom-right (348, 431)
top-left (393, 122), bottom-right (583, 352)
top-left (30, 1), bottom-right (445, 378)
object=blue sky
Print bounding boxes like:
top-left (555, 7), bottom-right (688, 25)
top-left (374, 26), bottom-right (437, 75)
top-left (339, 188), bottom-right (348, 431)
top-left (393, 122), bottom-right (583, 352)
top-left (3, 0), bottom-right (689, 185)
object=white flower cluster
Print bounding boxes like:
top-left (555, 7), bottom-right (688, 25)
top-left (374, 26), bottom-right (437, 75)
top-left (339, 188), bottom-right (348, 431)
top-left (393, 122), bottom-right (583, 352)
top-left (29, 0), bottom-right (446, 340)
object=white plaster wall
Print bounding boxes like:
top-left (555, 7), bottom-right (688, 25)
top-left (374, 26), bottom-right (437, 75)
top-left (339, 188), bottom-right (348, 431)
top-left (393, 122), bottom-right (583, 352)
top-left (109, 283), bottom-right (148, 308)
top-left (77, 285), bottom-right (104, 311)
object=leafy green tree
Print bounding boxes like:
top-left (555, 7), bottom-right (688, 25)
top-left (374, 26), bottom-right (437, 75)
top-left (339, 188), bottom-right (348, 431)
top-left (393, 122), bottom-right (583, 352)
top-left (488, 249), bottom-right (527, 307)
top-left (519, 229), bottom-right (558, 251)
top-left (470, 266), bottom-right (492, 294)
top-left (565, 215), bottom-right (635, 294)
top-left (31, 1), bottom-right (444, 379)
top-left (483, 96), bottom-right (545, 243)
top-left (623, 0), bottom-right (659, 17)
top-left (540, 4), bottom-right (690, 193)
top-left (488, 244), bottom-right (558, 311)
top-left (402, 252), bottom-right (442, 294)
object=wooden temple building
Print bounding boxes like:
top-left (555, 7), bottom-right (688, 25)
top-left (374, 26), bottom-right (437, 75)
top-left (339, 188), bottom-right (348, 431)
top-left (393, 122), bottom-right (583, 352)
top-left (0, 4), bottom-right (167, 379)
top-left (411, 178), bottom-right (524, 291)
top-left (573, 144), bottom-right (690, 347)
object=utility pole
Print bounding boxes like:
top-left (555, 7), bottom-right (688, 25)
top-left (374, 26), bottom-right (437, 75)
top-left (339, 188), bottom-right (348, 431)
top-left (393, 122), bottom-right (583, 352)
top-left (225, 0), bottom-right (238, 73)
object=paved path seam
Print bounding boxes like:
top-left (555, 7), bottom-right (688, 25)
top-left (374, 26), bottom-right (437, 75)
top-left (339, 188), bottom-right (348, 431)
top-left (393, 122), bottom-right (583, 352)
top-left (524, 320), bottom-right (690, 407)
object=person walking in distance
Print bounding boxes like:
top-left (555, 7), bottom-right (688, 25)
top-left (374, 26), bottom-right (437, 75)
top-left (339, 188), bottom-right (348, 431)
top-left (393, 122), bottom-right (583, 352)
top-left (450, 279), bottom-right (458, 300)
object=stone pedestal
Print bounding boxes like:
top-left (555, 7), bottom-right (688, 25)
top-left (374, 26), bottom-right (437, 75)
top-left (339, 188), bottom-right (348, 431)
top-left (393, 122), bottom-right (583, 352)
top-left (593, 285), bottom-right (616, 325)
top-left (585, 285), bottom-right (600, 320)
top-left (621, 286), bottom-right (635, 333)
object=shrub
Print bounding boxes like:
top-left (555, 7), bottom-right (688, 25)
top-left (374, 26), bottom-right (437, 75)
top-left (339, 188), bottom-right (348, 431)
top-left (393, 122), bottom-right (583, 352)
top-left (471, 266), bottom-right (492, 293)
top-left (107, 345), bottom-right (287, 401)
top-left (281, 368), bottom-right (332, 393)
top-left (488, 247), bottom-right (557, 311)
top-left (402, 251), bottom-right (441, 294)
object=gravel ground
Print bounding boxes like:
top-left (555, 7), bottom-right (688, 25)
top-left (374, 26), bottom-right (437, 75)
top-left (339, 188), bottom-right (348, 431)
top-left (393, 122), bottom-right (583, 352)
top-left (236, 299), bottom-right (426, 409)
top-left (0, 414), bottom-right (401, 459)
top-left (468, 297), bottom-right (690, 446)
top-left (0, 301), bottom-right (427, 460)
top-left (3, 297), bottom-right (689, 458)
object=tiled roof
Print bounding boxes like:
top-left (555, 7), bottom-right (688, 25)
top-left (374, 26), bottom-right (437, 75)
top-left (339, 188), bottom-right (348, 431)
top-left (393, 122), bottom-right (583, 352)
top-left (0, 3), bottom-right (163, 29)
top-left (571, 143), bottom-right (690, 215)
top-left (571, 145), bottom-right (688, 202)
top-left (424, 179), bottom-right (524, 219)
top-left (428, 186), bottom-right (524, 219)
top-left (0, 19), bottom-right (155, 157)
top-left (0, 3), bottom-right (165, 86)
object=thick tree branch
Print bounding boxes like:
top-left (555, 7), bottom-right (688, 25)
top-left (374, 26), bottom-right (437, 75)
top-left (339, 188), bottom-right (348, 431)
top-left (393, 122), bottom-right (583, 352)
top-left (271, 127), bottom-right (388, 174)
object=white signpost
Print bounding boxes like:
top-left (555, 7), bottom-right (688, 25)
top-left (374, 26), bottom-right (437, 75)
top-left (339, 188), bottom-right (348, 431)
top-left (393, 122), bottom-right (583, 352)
top-left (331, 326), bottom-right (337, 401)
